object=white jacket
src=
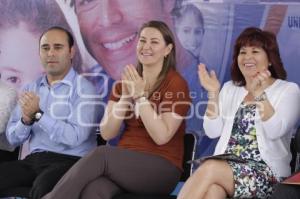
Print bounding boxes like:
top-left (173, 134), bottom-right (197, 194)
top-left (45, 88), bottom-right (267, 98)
top-left (204, 80), bottom-right (300, 178)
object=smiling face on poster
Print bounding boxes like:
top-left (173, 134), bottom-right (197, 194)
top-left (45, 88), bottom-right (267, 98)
top-left (74, 0), bottom-right (176, 80)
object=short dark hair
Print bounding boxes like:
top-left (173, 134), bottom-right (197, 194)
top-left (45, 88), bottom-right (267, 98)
top-left (39, 26), bottom-right (74, 48)
top-left (231, 27), bottom-right (286, 86)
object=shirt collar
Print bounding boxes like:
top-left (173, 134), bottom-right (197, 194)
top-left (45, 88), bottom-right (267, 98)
top-left (39, 68), bottom-right (76, 88)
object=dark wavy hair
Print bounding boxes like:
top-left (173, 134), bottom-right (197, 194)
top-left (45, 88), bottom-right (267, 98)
top-left (136, 20), bottom-right (177, 94)
top-left (231, 27), bottom-right (286, 86)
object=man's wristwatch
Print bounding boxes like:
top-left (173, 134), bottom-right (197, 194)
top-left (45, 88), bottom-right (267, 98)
top-left (254, 92), bottom-right (267, 102)
top-left (34, 109), bottom-right (44, 122)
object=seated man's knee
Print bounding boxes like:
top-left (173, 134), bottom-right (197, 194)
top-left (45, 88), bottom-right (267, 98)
top-left (30, 183), bottom-right (50, 199)
top-left (30, 164), bottom-right (73, 199)
top-left (30, 176), bottom-right (62, 199)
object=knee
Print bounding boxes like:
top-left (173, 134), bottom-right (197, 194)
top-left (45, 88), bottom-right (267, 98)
top-left (81, 180), bottom-right (100, 199)
top-left (30, 173), bottom-right (63, 199)
top-left (195, 160), bottom-right (221, 180)
top-left (204, 184), bottom-right (227, 199)
top-left (30, 183), bottom-right (51, 199)
top-left (81, 177), bottom-right (121, 199)
top-left (206, 184), bottom-right (218, 195)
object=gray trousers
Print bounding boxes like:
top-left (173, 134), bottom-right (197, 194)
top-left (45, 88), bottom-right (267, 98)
top-left (43, 146), bottom-right (181, 199)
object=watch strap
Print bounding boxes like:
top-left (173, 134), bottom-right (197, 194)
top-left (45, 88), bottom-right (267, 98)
top-left (21, 117), bottom-right (34, 126)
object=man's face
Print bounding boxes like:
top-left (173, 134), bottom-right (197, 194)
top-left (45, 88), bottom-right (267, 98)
top-left (39, 29), bottom-right (74, 81)
top-left (75, 0), bottom-right (172, 80)
top-left (0, 23), bottom-right (44, 91)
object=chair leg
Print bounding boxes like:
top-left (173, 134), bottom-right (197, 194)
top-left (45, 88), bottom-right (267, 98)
top-left (295, 154), bottom-right (300, 172)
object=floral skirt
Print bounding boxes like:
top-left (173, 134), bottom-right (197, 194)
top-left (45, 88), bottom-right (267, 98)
top-left (227, 160), bottom-right (278, 198)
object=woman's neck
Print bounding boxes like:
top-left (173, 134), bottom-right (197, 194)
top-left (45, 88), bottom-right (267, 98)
top-left (142, 64), bottom-right (162, 91)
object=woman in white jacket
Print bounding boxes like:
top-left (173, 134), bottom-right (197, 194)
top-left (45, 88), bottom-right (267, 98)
top-left (178, 27), bottom-right (300, 199)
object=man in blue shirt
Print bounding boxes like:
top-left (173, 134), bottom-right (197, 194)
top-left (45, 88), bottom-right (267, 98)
top-left (0, 27), bottom-right (99, 199)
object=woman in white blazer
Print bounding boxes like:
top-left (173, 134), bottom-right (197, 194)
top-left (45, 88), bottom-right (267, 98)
top-left (178, 27), bottom-right (300, 199)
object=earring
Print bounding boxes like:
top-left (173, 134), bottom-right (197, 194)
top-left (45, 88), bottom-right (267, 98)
top-left (268, 63), bottom-right (272, 67)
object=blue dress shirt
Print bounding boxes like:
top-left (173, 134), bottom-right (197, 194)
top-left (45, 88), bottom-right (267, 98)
top-left (6, 68), bottom-right (100, 157)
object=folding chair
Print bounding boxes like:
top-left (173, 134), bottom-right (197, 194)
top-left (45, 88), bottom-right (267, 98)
top-left (290, 126), bottom-right (300, 173)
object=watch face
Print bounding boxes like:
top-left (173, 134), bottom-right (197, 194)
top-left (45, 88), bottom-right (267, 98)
top-left (35, 112), bottom-right (42, 120)
top-left (255, 92), bottom-right (267, 101)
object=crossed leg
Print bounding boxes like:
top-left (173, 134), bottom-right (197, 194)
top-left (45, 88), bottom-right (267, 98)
top-left (178, 159), bottom-right (234, 199)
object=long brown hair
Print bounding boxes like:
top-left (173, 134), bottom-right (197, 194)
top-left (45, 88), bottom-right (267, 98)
top-left (136, 20), bottom-right (177, 95)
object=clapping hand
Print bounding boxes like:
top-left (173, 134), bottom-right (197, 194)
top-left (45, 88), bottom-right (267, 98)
top-left (122, 64), bottom-right (146, 100)
top-left (248, 69), bottom-right (271, 96)
top-left (19, 91), bottom-right (40, 124)
top-left (198, 63), bottom-right (220, 94)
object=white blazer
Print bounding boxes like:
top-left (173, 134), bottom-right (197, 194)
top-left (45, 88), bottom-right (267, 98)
top-left (204, 80), bottom-right (300, 178)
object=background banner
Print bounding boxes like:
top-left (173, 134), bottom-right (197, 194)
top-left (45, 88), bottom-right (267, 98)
top-left (0, 0), bottom-right (299, 159)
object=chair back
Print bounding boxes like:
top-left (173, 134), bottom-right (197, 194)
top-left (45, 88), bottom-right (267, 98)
top-left (181, 132), bottom-right (197, 181)
top-left (294, 127), bottom-right (300, 172)
top-left (290, 126), bottom-right (300, 172)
